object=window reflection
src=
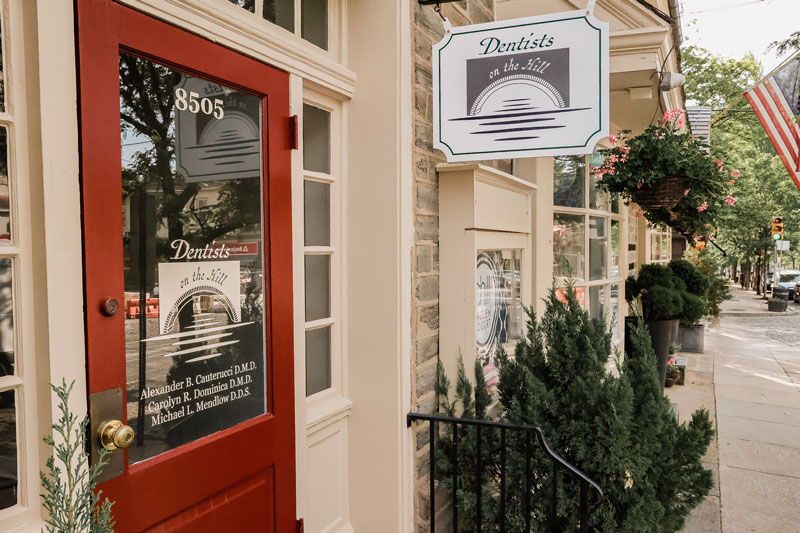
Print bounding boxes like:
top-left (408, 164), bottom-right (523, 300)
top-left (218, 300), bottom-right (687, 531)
top-left (553, 213), bottom-right (585, 279)
top-left (553, 155), bottom-right (585, 208)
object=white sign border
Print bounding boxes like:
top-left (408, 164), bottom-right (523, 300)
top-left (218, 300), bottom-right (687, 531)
top-left (432, 10), bottom-right (609, 162)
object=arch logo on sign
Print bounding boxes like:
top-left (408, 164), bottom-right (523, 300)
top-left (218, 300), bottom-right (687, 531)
top-left (433, 11), bottom-right (609, 162)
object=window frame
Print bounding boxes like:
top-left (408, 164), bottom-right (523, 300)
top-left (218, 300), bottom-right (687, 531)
top-left (553, 154), bottom-right (624, 342)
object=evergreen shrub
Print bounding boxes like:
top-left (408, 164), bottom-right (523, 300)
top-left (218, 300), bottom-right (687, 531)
top-left (669, 258), bottom-right (709, 296)
top-left (434, 284), bottom-right (714, 532)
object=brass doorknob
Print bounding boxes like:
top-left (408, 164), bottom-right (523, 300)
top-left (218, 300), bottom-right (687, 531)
top-left (98, 420), bottom-right (135, 451)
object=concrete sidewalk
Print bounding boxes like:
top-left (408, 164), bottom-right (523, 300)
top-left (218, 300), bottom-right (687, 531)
top-left (720, 284), bottom-right (798, 317)
top-left (667, 291), bottom-right (800, 532)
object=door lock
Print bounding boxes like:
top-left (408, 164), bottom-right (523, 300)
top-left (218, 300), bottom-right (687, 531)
top-left (98, 420), bottom-right (135, 451)
top-left (101, 298), bottom-right (119, 317)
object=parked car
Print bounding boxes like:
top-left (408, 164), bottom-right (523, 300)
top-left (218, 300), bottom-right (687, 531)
top-left (775, 270), bottom-right (800, 300)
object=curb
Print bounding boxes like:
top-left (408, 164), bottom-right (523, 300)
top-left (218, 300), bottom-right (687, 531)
top-left (719, 310), bottom-right (799, 317)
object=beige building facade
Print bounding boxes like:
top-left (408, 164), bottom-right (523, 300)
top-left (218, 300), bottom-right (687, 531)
top-left (0, 0), bottom-right (681, 532)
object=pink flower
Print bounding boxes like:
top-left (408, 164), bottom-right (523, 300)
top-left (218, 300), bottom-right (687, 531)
top-left (725, 195), bottom-right (737, 206)
top-left (715, 159), bottom-right (724, 169)
top-left (728, 180), bottom-right (735, 185)
top-left (731, 169), bottom-right (740, 177)
top-left (684, 189), bottom-right (690, 196)
top-left (637, 181), bottom-right (643, 189)
top-left (609, 135), bottom-right (618, 146)
top-left (663, 109), bottom-right (686, 123)
top-left (697, 202), bottom-right (708, 212)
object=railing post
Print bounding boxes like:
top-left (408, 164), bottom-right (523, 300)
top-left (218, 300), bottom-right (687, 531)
top-left (580, 481), bottom-right (589, 533)
top-left (430, 421), bottom-right (435, 533)
top-left (551, 460), bottom-right (559, 533)
top-left (476, 425), bottom-right (482, 531)
top-left (525, 431), bottom-right (531, 533)
top-left (452, 422), bottom-right (458, 533)
top-left (500, 427), bottom-right (506, 533)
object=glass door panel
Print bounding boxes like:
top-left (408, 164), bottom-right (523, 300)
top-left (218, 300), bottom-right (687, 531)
top-left (120, 53), bottom-right (267, 464)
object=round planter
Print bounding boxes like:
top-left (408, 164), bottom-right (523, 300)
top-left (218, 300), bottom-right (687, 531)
top-left (632, 176), bottom-right (689, 210)
top-left (646, 319), bottom-right (679, 390)
top-left (679, 324), bottom-right (705, 353)
top-left (768, 300), bottom-right (788, 312)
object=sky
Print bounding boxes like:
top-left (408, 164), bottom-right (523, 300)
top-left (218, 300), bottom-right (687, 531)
top-left (680, 0), bottom-right (800, 76)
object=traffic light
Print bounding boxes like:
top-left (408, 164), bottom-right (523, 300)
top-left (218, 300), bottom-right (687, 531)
top-left (772, 217), bottom-right (785, 241)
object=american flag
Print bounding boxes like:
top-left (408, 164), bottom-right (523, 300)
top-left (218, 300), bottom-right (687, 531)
top-left (744, 50), bottom-right (800, 191)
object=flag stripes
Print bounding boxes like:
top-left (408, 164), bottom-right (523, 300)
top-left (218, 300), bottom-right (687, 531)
top-left (745, 66), bottom-right (800, 192)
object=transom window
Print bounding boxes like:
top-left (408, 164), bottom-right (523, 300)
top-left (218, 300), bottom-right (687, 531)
top-left (227, 0), bottom-right (329, 51)
top-left (553, 155), bottom-right (622, 342)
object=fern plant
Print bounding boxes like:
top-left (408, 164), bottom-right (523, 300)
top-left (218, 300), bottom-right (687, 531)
top-left (40, 379), bottom-right (116, 533)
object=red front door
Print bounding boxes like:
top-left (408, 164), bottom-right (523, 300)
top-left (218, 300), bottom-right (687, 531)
top-left (77, 1), bottom-right (296, 531)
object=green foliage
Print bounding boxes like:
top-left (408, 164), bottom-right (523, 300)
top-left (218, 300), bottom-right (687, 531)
top-left (680, 293), bottom-right (707, 328)
top-left (434, 284), bottom-right (715, 532)
top-left (684, 249), bottom-right (731, 316)
top-left (642, 286), bottom-right (684, 321)
top-left (637, 264), bottom-right (679, 292)
top-left (40, 379), bottom-right (115, 533)
top-left (669, 259), bottom-right (709, 296)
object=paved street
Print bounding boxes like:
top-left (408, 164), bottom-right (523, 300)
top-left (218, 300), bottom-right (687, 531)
top-left (671, 286), bottom-right (800, 532)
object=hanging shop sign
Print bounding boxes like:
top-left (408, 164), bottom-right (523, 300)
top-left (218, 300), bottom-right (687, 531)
top-left (433, 10), bottom-right (609, 162)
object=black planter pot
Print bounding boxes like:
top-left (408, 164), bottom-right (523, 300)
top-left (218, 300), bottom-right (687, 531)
top-left (646, 319), bottom-right (679, 390)
top-left (768, 300), bottom-right (788, 312)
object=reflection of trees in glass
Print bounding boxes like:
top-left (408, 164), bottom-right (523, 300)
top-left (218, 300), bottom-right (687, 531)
top-left (553, 155), bottom-right (585, 208)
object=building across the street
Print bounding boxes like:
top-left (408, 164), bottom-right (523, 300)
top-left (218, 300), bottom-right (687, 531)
top-left (0, 0), bottom-right (683, 531)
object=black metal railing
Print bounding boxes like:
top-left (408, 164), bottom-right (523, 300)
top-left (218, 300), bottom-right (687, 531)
top-left (407, 412), bottom-right (603, 533)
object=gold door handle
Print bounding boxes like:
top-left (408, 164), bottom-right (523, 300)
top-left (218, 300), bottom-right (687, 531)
top-left (98, 420), bottom-right (135, 451)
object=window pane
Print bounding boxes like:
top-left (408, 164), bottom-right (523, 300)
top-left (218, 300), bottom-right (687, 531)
top-left (263, 0), bottom-right (294, 31)
top-left (305, 254), bottom-right (330, 321)
top-left (589, 216), bottom-right (607, 281)
top-left (589, 285), bottom-right (605, 324)
top-left (611, 220), bottom-right (620, 278)
top-left (0, 391), bottom-right (16, 510)
top-left (228, 0), bottom-right (255, 12)
top-left (303, 104), bottom-right (331, 174)
top-left (611, 194), bottom-right (620, 214)
top-left (0, 259), bottom-right (13, 373)
top-left (553, 213), bottom-right (585, 280)
top-left (304, 180), bottom-right (330, 247)
top-left (306, 326), bottom-right (331, 395)
top-left (651, 234), bottom-right (660, 261)
top-left (301, 0), bottom-right (328, 50)
top-left (553, 155), bottom-right (585, 208)
top-left (476, 250), bottom-right (522, 374)
top-left (0, 127), bottom-right (10, 245)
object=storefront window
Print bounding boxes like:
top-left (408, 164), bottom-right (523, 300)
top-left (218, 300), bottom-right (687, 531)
top-left (553, 213), bottom-right (585, 279)
top-left (589, 285), bottom-right (605, 323)
top-left (0, 128), bottom-right (10, 245)
top-left (476, 250), bottom-right (522, 376)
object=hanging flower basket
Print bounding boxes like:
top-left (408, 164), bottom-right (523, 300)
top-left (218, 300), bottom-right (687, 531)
top-left (594, 109), bottom-right (734, 238)
top-left (631, 176), bottom-right (689, 210)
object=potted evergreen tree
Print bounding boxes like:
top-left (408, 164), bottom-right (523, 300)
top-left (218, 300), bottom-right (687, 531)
top-left (670, 258), bottom-right (709, 353)
top-left (626, 264), bottom-right (685, 389)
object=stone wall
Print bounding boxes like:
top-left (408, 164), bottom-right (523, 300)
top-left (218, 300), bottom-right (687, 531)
top-left (411, 0), bottom-right (511, 530)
